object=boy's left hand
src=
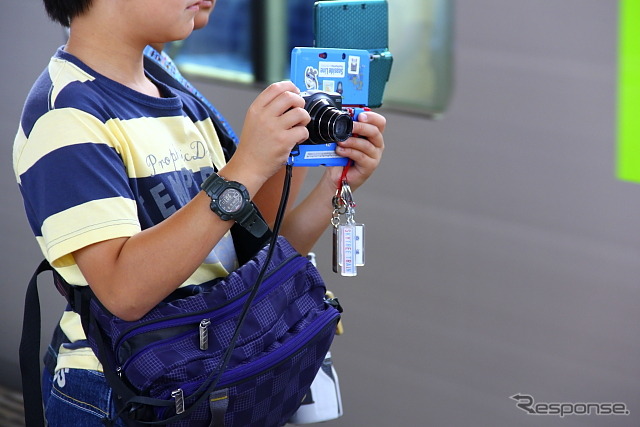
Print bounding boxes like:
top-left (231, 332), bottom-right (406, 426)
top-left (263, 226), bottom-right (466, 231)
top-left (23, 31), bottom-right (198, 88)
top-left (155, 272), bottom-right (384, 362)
top-left (326, 111), bottom-right (386, 192)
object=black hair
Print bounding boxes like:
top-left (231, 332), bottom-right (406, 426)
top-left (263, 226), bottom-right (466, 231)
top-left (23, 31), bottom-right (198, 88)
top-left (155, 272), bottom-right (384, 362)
top-left (43, 0), bottom-right (93, 27)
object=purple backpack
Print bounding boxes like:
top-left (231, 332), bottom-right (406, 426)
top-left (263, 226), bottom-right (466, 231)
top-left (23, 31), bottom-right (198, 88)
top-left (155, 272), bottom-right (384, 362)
top-left (21, 236), bottom-right (341, 426)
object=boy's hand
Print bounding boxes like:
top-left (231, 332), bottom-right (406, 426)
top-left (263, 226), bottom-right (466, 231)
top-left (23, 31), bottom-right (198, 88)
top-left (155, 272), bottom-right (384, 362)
top-left (325, 111), bottom-right (386, 192)
top-left (229, 82), bottom-right (310, 193)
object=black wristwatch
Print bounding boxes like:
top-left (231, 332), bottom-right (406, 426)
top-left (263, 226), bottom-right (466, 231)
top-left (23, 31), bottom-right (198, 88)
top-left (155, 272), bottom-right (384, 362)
top-left (201, 173), bottom-right (269, 238)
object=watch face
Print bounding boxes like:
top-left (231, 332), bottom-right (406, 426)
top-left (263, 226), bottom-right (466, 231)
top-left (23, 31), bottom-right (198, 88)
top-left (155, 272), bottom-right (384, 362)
top-left (219, 188), bottom-right (244, 214)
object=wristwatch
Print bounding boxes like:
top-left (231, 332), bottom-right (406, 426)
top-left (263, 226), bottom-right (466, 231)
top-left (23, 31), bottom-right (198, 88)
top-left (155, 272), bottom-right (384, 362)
top-left (201, 173), bottom-right (269, 238)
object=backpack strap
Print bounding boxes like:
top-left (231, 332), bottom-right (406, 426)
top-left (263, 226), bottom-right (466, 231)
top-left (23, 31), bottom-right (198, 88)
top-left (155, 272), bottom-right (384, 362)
top-left (19, 259), bottom-right (53, 427)
top-left (142, 55), bottom-right (238, 163)
top-left (143, 54), bottom-right (272, 262)
top-left (18, 260), bottom-right (111, 427)
top-left (17, 259), bottom-right (155, 427)
top-left (208, 389), bottom-right (229, 427)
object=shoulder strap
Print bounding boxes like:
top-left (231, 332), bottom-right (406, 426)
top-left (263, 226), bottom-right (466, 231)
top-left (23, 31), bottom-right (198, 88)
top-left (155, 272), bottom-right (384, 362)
top-left (19, 259), bottom-right (53, 427)
top-left (17, 260), bottom-right (160, 427)
top-left (143, 55), bottom-right (238, 163)
top-left (18, 261), bottom-right (122, 426)
top-left (143, 54), bottom-right (272, 262)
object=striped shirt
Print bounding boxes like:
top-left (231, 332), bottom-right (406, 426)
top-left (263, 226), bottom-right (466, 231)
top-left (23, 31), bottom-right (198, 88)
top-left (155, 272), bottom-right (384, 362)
top-left (13, 47), bottom-right (238, 372)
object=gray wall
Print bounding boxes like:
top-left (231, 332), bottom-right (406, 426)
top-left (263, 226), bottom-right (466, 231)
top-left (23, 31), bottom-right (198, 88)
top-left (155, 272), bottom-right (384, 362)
top-left (2, 1), bottom-right (639, 426)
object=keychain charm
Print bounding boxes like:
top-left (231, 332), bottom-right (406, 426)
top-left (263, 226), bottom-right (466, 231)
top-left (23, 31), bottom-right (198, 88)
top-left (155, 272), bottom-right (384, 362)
top-left (332, 180), bottom-right (365, 276)
top-left (335, 223), bottom-right (357, 277)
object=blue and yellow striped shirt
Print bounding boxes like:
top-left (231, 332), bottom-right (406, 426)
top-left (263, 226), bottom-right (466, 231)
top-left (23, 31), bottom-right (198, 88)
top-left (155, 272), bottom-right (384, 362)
top-left (13, 47), bottom-right (237, 372)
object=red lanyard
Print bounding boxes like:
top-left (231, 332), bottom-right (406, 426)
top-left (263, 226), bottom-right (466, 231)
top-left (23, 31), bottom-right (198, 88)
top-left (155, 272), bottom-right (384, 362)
top-left (337, 160), bottom-right (353, 198)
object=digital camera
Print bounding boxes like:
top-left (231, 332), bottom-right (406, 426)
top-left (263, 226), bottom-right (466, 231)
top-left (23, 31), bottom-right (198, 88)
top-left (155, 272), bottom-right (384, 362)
top-left (289, 47), bottom-right (370, 167)
top-left (299, 90), bottom-right (353, 145)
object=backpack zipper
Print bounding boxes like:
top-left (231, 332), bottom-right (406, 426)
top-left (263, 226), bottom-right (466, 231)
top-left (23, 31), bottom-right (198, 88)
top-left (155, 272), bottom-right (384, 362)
top-left (115, 255), bottom-right (307, 366)
top-left (164, 307), bottom-right (340, 402)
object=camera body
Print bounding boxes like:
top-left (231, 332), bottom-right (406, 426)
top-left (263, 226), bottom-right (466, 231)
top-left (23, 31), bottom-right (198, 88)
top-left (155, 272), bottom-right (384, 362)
top-left (289, 47), bottom-right (370, 167)
top-left (298, 90), bottom-right (352, 146)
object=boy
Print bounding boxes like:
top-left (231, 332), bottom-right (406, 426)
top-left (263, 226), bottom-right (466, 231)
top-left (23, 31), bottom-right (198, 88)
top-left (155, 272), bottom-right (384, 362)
top-left (14, 0), bottom-right (385, 425)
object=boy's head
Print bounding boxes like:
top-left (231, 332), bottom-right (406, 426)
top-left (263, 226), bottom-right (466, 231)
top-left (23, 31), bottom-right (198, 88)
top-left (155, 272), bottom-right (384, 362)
top-left (45, 0), bottom-right (200, 46)
top-left (44, 0), bottom-right (93, 27)
top-left (45, 0), bottom-right (214, 28)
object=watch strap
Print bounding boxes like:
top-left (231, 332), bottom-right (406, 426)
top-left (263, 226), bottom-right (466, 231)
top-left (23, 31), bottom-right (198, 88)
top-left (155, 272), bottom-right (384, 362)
top-left (201, 173), bottom-right (269, 238)
top-left (235, 202), bottom-right (270, 238)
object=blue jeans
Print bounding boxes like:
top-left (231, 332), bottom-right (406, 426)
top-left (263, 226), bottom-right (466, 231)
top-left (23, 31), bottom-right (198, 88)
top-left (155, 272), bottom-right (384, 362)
top-left (42, 368), bottom-right (126, 426)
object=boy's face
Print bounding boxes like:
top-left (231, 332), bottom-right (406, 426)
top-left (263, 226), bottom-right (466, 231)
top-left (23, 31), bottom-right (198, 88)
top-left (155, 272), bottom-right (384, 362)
top-left (194, 0), bottom-right (216, 30)
top-left (118, 0), bottom-right (201, 45)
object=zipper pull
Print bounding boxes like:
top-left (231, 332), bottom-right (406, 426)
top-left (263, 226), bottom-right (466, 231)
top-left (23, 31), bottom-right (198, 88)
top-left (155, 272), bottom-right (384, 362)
top-left (199, 318), bottom-right (211, 351)
top-left (325, 291), bottom-right (344, 335)
top-left (171, 389), bottom-right (185, 415)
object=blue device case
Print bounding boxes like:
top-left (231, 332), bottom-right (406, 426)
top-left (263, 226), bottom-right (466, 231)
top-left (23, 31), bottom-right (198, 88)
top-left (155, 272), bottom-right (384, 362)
top-left (289, 47), bottom-right (370, 167)
top-left (313, 0), bottom-right (393, 108)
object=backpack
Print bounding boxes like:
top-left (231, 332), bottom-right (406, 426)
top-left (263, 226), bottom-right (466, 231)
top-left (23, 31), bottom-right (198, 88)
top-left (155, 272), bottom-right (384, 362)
top-left (20, 236), bottom-right (341, 426)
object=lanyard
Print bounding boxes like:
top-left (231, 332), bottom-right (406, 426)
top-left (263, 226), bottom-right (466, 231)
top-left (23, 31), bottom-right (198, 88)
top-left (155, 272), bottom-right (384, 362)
top-left (143, 46), bottom-right (239, 144)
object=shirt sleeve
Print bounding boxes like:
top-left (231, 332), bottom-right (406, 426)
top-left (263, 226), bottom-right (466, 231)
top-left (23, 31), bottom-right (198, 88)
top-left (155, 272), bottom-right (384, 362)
top-left (15, 107), bottom-right (141, 268)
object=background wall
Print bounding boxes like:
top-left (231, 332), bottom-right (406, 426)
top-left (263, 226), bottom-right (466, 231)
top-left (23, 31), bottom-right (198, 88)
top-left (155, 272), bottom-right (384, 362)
top-left (2, 1), bottom-right (639, 426)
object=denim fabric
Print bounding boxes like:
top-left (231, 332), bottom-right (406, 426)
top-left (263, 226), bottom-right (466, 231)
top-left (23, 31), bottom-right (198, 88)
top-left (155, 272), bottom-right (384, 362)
top-left (42, 368), bottom-right (126, 426)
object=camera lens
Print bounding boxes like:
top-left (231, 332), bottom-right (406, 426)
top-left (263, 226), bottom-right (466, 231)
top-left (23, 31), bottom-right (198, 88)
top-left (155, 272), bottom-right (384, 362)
top-left (303, 92), bottom-right (353, 145)
top-left (332, 115), bottom-right (352, 140)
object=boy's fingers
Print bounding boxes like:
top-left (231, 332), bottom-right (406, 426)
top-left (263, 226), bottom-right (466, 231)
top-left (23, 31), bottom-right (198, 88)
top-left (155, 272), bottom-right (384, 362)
top-left (340, 136), bottom-right (380, 160)
top-left (357, 112), bottom-right (386, 133)
top-left (280, 107), bottom-right (311, 129)
top-left (269, 90), bottom-right (306, 116)
top-left (255, 81), bottom-right (300, 108)
top-left (352, 123), bottom-right (383, 149)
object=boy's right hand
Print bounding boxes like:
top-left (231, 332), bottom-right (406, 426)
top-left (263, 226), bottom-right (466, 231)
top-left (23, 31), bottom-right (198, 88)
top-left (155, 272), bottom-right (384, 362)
top-left (227, 81), bottom-right (310, 195)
